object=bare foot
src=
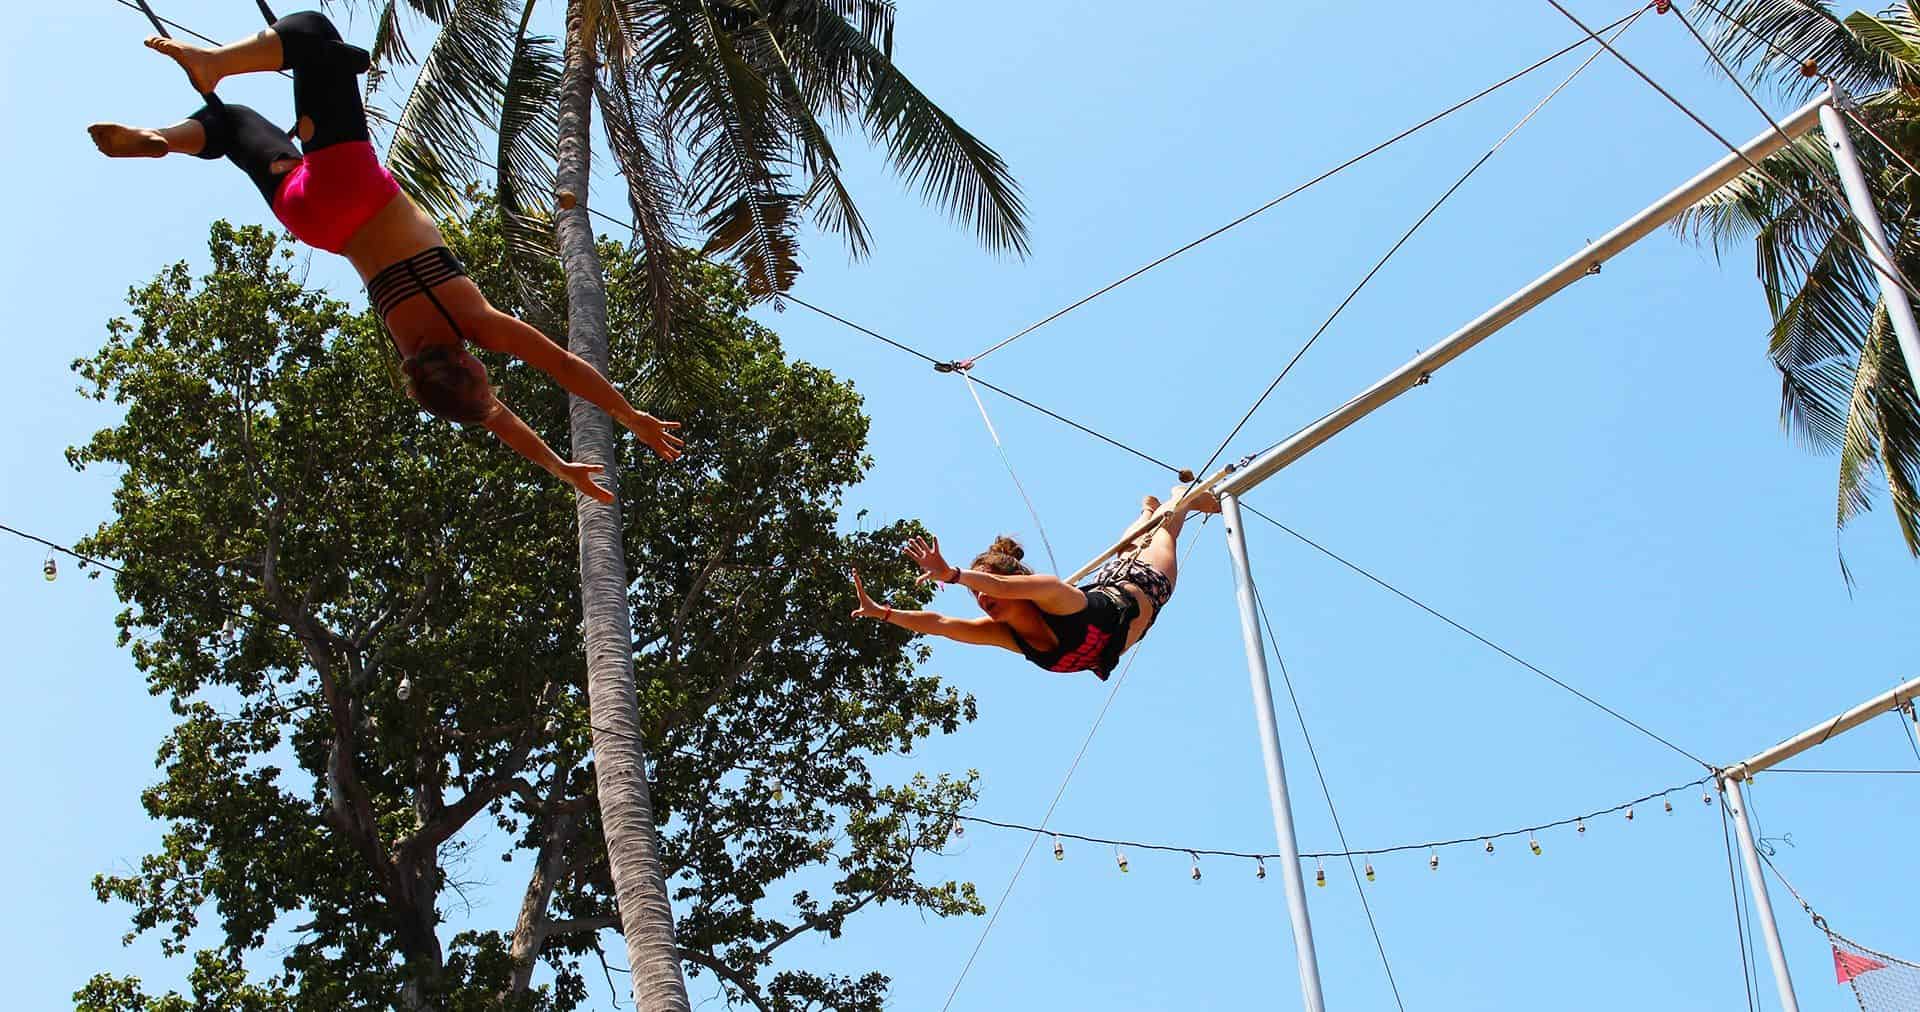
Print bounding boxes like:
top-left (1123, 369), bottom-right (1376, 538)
top-left (88, 123), bottom-right (169, 158)
top-left (1168, 484), bottom-right (1221, 515)
top-left (1140, 494), bottom-right (1162, 516)
top-left (146, 36), bottom-right (220, 94)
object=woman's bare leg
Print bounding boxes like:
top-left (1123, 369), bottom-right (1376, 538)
top-left (88, 119), bottom-right (207, 158)
top-left (145, 29), bottom-right (285, 95)
top-left (1135, 484), bottom-right (1221, 582)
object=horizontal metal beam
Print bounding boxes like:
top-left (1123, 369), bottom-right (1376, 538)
top-left (1724, 676), bottom-right (1920, 781)
top-left (1063, 94), bottom-right (1829, 585)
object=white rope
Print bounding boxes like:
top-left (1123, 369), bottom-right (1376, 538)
top-left (960, 372), bottom-right (1060, 575)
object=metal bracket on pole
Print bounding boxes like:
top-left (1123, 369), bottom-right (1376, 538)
top-left (1720, 775), bottom-right (1802, 1012)
top-left (1220, 493), bottom-right (1326, 1011)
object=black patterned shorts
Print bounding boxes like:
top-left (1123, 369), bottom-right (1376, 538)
top-left (1087, 557), bottom-right (1174, 612)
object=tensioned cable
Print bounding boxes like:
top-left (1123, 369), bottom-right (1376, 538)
top-left (1546, 0), bottom-right (1920, 306)
top-left (959, 373), bottom-right (1060, 574)
top-left (1237, 502), bottom-right (1712, 768)
top-left (1181, 6), bottom-right (1652, 506)
top-left (1899, 702), bottom-right (1920, 765)
top-left (937, 527), bottom-right (1210, 1012)
top-left (1, 523), bottom-right (124, 574)
top-left (1253, 581), bottom-right (1406, 1010)
top-left (1718, 790), bottom-right (1762, 1012)
top-left (962, 6), bottom-right (1651, 367)
top-left (781, 294), bottom-right (1184, 473)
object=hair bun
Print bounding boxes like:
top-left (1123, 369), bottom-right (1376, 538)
top-left (989, 535), bottom-right (1025, 561)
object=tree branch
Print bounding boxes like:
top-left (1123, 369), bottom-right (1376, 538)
top-left (678, 947), bottom-right (773, 1012)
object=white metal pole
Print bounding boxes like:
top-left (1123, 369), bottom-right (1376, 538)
top-left (1820, 88), bottom-right (1920, 397)
top-left (1721, 775), bottom-right (1801, 1012)
top-left (1723, 675), bottom-right (1920, 780)
top-left (1220, 493), bottom-right (1326, 1012)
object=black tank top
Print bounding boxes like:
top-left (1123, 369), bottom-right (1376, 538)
top-left (1006, 585), bottom-right (1138, 679)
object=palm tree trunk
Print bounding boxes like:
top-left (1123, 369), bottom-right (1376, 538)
top-left (554, 3), bottom-right (691, 1009)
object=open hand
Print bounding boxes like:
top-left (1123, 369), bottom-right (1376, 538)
top-left (903, 536), bottom-right (956, 585)
top-left (849, 569), bottom-right (889, 620)
top-left (628, 413), bottom-right (686, 462)
top-left (561, 461), bottom-right (615, 504)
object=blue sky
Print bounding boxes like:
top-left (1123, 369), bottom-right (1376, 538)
top-left (6, 1), bottom-right (1919, 1009)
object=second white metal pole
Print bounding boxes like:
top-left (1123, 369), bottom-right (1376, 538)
top-left (1220, 493), bottom-right (1326, 1011)
top-left (1821, 91), bottom-right (1920, 397)
top-left (1721, 775), bottom-right (1800, 1012)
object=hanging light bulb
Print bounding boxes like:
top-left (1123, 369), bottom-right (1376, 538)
top-left (1576, 818), bottom-right (1586, 836)
top-left (1256, 858), bottom-right (1267, 880)
top-left (1703, 790), bottom-right (1715, 807)
top-left (1115, 847), bottom-right (1129, 874)
top-left (951, 821), bottom-right (964, 838)
top-left (43, 552), bottom-right (57, 582)
top-left (1189, 853), bottom-right (1202, 882)
top-left (396, 675), bottom-right (413, 702)
top-left (1664, 798), bottom-right (1674, 814)
top-left (1529, 835), bottom-right (1542, 856)
top-left (1625, 806), bottom-right (1634, 822)
top-left (1484, 839), bottom-right (1495, 855)
top-left (220, 617), bottom-right (237, 644)
top-left (1429, 849), bottom-right (1439, 871)
top-left (1364, 861), bottom-right (1376, 882)
top-left (1315, 859), bottom-right (1325, 887)
top-left (1053, 836), bottom-right (1064, 861)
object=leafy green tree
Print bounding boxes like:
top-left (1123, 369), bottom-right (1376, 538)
top-left (68, 211), bottom-right (981, 1011)
top-left (1679, 2), bottom-right (1920, 573)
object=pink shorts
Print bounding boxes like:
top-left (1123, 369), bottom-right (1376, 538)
top-left (270, 141), bottom-right (401, 254)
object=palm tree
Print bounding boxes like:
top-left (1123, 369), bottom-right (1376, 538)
top-left (1676, 1), bottom-right (1920, 576)
top-left (353, 2), bottom-right (1029, 1007)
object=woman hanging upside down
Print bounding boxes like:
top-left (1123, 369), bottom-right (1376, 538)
top-left (87, 12), bottom-right (682, 503)
top-left (850, 486), bottom-right (1221, 680)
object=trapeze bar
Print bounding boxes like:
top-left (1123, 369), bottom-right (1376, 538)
top-left (1725, 674), bottom-right (1920, 780)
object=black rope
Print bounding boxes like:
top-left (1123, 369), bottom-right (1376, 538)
top-left (1253, 582), bottom-right (1407, 1011)
top-left (1237, 502), bottom-right (1712, 768)
top-left (963, 5), bottom-right (1652, 366)
top-left (1182, 4), bottom-right (1651, 505)
top-left (1719, 791), bottom-right (1761, 1012)
top-left (1547, 0), bottom-right (1920, 306)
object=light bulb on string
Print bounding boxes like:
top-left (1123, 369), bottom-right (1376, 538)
top-left (1429, 849), bottom-right (1439, 872)
top-left (1529, 835), bottom-right (1542, 856)
top-left (1364, 861), bottom-right (1375, 882)
top-left (1255, 858), bottom-right (1266, 880)
top-left (1664, 798), bottom-right (1673, 814)
top-left (1484, 839), bottom-right (1494, 855)
top-left (1315, 859), bottom-right (1325, 887)
top-left (1052, 836), bottom-right (1064, 861)
top-left (1703, 789), bottom-right (1714, 806)
top-left (220, 617), bottom-right (237, 644)
top-left (1189, 853), bottom-right (1202, 883)
top-left (1115, 847), bottom-right (1129, 874)
top-left (397, 676), bottom-right (413, 702)
top-left (1625, 806), bottom-right (1634, 822)
top-left (950, 820), bottom-right (964, 839)
top-left (43, 552), bottom-right (57, 582)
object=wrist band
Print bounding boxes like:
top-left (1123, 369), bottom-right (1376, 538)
top-left (945, 566), bottom-right (963, 585)
top-left (882, 605), bottom-right (893, 622)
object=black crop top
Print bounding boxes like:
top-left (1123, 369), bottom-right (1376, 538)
top-left (1005, 584), bottom-right (1140, 679)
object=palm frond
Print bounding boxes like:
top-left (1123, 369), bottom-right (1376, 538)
top-left (777, 2), bottom-right (1028, 256)
top-left (1866, 307), bottom-right (1920, 552)
top-left (1691, 0), bottom-right (1887, 99)
top-left (496, 3), bottom-right (564, 315)
top-left (384, 0), bottom-right (520, 221)
top-left (596, 69), bottom-right (688, 339)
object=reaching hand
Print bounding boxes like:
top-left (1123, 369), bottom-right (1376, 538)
top-left (561, 461), bottom-right (614, 504)
top-left (903, 536), bottom-right (956, 585)
top-left (849, 569), bottom-right (890, 620)
top-left (628, 413), bottom-right (686, 462)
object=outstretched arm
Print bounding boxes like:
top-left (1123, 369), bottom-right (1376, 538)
top-left (903, 536), bottom-right (1085, 613)
top-left (481, 404), bottom-right (615, 503)
top-left (850, 570), bottom-right (1019, 652)
top-left (467, 306), bottom-right (684, 462)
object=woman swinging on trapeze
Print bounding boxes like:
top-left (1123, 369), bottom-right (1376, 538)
top-left (87, 11), bottom-right (682, 503)
top-left (850, 486), bottom-right (1220, 679)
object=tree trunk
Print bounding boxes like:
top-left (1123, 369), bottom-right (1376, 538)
top-left (554, 4), bottom-right (692, 1010)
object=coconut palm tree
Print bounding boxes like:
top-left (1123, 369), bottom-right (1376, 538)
top-left (1676, 1), bottom-right (1920, 576)
top-left (353, 3), bottom-right (1028, 1007)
